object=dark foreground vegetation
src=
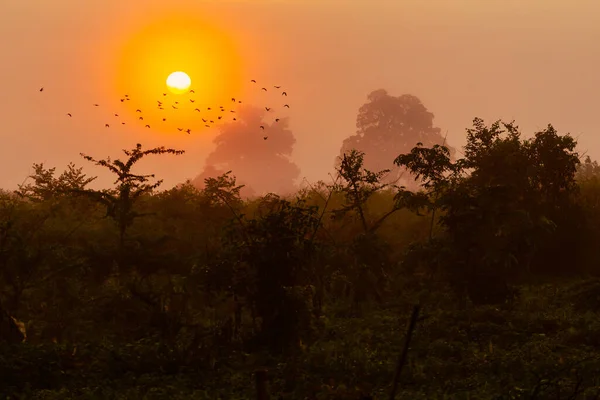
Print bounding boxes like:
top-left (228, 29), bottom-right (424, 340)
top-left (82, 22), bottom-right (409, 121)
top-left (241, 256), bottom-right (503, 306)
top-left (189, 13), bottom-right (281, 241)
top-left (4, 118), bottom-right (600, 399)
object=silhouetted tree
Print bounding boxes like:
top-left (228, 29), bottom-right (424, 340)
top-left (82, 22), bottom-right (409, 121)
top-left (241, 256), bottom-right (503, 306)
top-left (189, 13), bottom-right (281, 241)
top-left (339, 89), bottom-right (454, 190)
top-left (16, 162), bottom-right (97, 202)
top-left (195, 105), bottom-right (300, 196)
top-left (396, 118), bottom-right (580, 305)
top-left (74, 143), bottom-right (185, 257)
top-left (192, 165), bottom-right (257, 199)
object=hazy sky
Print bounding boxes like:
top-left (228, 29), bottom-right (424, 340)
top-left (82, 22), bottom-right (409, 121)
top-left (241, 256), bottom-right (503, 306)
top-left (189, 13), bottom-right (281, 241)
top-left (1, 0), bottom-right (599, 191)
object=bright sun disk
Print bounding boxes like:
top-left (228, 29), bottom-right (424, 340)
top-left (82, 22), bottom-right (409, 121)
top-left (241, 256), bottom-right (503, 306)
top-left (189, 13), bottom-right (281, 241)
top-left (166, 71), bottom-right (191, 94)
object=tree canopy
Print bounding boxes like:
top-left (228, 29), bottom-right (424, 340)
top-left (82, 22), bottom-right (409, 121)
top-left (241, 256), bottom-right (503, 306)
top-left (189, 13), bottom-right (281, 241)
top-left (193, 105), bottom-right (300, 197)
top-left (339, 89), bottom-right (454, 189)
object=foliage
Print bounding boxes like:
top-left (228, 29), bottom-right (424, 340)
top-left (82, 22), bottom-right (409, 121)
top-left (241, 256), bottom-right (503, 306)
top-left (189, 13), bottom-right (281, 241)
top-left (1, 110), bottom-right (599, 398)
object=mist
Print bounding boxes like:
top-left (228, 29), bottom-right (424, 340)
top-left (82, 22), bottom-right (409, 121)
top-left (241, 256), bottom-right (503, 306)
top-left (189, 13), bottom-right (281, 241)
top-left (2, 0), bottom-right (598, 193)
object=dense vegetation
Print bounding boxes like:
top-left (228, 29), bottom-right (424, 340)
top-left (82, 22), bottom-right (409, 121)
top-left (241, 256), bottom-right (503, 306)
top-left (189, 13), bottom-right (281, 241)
top-left (2, 117), bottom-right (600, 399)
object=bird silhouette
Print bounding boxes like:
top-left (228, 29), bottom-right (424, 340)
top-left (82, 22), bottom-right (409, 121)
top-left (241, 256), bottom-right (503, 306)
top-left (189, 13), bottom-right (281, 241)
top-left (190, 99), bottom-right (195, 103)
top-left (210, 120), bottom-right (214, 123)
top-left (186, 129), bottom-right (191, 134)
top-left (218, 116), bottom-right (222, 120)
top-left (66, 113), bottom-right (72, 117)
top-left (260, 126), bottom-right (265, 130)
top-left (195, 108), bottom-right (200, 112)
top-left (233, 118), bottom-right (237, 121)
top-left (105, 124), bottom-right (109, 127)
top-left (261, 88), bottom-right (267, 91)
top-left (263, 136), bottom-right (268, 140)
top-left (177, 128), bottom-right (183, 131)
top-left (93, 104), bottom-right (99, 107)
top-left (265, 107), bottom-right (271, 111)
top-left (189, 89), bottom-right (195, 93)
top-left (207, 107), bottom-right (211, 110)
top-left (205, 124), bottom-right (210, 128)
top-left (121, 122), bottom-right (125, 125)
top-left (114, 113), bottom-right (119, 117)
top-left (282, 92), bottom-right (287, 96)
top-left (162, 118), bottom-right (166, 121)
top-left (274, 85), bottom-right (281, 89)
top-left (39, 87), bottom-right (44, 92)
top-left (174, 101), bottom-right (179, 104)
top-left (163, 93), bottom-right (167, 96)
top-left (238, 100), bottom-right (242, 104)
top-left (139, 117), bottom-right (143, 120)
top-left (136, 109), bottom-right (141, 113)
top-left (251, 79), bottom-right (256, 83)
top-left (231, 98), bottom-right (236, 102)
top-left (275, 118), bottom-right (280, 122)
top-left (120, 99), bottom-right (125, 102)
top-left (172, 105), bottom-right (178, 109)
top-left (145, 124), bottom-right (150, 128)
top-left (124, 95), bottom-right (129, 98)
top-left (202, 118), bottom-right (207, 123)
top-left (284, 104), bottom-right (290, 108)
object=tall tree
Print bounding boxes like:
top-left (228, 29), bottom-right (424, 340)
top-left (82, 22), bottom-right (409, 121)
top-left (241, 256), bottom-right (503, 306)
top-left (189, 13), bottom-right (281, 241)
top-left (339, 89), bottom-right (454, 189)
top-left (75, 143), bottom-right (185, 252)
top-left (193, 105), bottom-right (300, 197)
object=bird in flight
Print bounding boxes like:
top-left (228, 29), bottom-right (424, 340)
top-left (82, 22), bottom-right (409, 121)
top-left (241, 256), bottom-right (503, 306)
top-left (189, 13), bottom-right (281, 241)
top-left (265, 107), bottom-right (271, 111)
top-left (284, 104), bottom-right (290, 108)
top-left (231, 98), bottom-right (236, 102)
top-left (139, 117), bottom-right (143, 120)
top-left (163, 93), bottom-right (167, 96)
top-left (39, 87), bottom-right (44, 92)
top-left (177, 128), bottom-right (183, 131)
top-left (145, 124), bottom-right (150, 128)
top-left (260, 126), bottom-right (265, 130)
top-left (282, 92), bottom-right (287, 96)
top-left (136, 109), bottom-right (141, 113)
top-left (93, 104), bottom-right (99, 107)
top-left (105, 124), bottom-right (110, 127)
top-left (190, 99), bottom-right (195, 103)
top-left (162, 118), bottom-right (166, 122)
top-left (195, 108), bottom-right (200, 112)
top-left (186, 129), bottom-right (191, 134)
top-left (67, 113), bottom-right (72, 117)
top-left (189, 89), bottom-right (195, 93)
top-left (275, 118), bottom-right (280, 122)
top-left (120, 99), bottom-right (125, 102)
top-left (263, 136), bottom-right (268, 140)
top-left (172, 105), bottom-right (178, 109)
top-left (261, 88), bottom-right (267, 91)
top-left (114, 113), bottom-right (119, 117)
top-left (251, 79), bottom-right (256, 83)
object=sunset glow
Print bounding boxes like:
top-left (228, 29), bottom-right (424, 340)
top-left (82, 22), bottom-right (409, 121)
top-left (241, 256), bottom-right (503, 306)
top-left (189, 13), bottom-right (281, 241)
top-left (109, 15), bottom-right (245, 133)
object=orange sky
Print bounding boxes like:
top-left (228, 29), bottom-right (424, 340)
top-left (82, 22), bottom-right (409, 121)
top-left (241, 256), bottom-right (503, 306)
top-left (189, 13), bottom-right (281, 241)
top-left (1, 0), bottom-right (599, 191)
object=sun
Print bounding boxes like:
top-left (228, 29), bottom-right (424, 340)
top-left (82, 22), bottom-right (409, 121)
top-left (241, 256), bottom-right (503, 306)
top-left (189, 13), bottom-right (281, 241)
top-left (108, 14), bottom-right (247, 133)
top-left (166, 71), bottom-right (191, 94)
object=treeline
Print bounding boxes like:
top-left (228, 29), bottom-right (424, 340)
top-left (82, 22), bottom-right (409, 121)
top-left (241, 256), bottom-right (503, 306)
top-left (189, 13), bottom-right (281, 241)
top-left (1, 117), bottom-right (600, 398)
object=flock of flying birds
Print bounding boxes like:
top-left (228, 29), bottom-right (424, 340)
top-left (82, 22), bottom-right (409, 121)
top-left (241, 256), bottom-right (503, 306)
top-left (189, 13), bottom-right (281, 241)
top-left (38, 80), bottom-right (290, 141)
